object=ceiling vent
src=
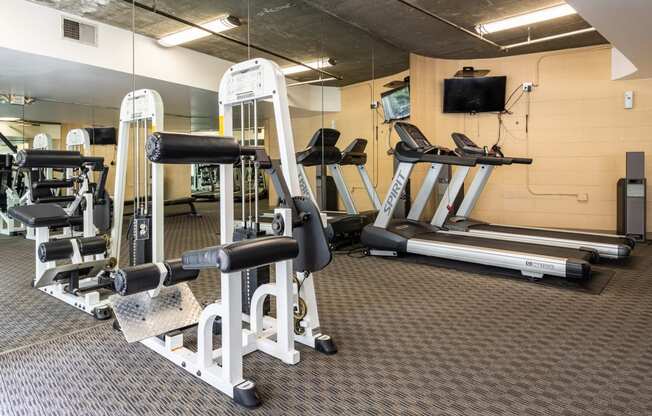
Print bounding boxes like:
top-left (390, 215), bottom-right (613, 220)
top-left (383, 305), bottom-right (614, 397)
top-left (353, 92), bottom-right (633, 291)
top-left (61, 17), bottom-right (97, 46)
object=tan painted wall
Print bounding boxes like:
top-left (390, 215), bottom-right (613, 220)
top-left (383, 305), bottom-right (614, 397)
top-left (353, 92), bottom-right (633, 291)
top-left (265, 45), bottom-right (652, 233)
top-left (411, 46), bottom-right (652, 232)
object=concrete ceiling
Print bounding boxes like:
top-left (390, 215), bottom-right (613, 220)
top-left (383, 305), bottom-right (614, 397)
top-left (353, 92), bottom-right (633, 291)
top-left (27, 0), bottom-right (607, 86)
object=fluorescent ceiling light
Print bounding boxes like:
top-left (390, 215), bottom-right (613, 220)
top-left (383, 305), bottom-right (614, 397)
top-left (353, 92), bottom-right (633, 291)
top-left (282, 59), bottom-right (333, 76)
top-left (287, 77), bottom-right (336, 87)
top-left (503, 27), bottom-right (596, 49)
top-left (158, 15), bottom-right (240, 47)
top-left (476, 4), bottom-right (576, 35)
top-left (0, 117), bottom-right (21, 122)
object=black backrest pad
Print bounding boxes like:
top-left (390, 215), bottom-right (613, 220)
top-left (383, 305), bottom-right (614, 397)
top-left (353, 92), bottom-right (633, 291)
top-left (292, 196), bottom-right (332, 273)
top-left (182, 236), bottom-right (299, 273)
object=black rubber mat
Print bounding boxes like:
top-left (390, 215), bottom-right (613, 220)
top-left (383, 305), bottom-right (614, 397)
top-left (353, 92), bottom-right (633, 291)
top-left (0, 236), bottom-right (101, 354)
top-left (1, 210), bottom-right (652, 415)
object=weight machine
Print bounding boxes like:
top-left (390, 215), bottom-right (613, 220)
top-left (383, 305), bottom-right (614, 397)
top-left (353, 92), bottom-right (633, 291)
top-left (8, 149), bottom-right (114, 319)
top-left (108, 58), bottom-right (336, 408)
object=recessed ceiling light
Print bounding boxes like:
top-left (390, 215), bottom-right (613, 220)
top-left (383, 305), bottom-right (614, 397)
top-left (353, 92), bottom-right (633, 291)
top-left (282, 59), bottom-right (334, 76)
top-left (158, 15), bottom-right (241, 47)
top-left (0, 117), bottom-right (21, 122)
top-left (475, 3), bottom-right (577, 35)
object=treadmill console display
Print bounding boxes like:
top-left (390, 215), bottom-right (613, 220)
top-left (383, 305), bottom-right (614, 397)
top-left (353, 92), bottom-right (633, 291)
top-left (451, 132), bottom-right (485, 156)
top-left (394, 122), bottom-right (432, 150)
top-left (307, 128), bottom-right (340, 148)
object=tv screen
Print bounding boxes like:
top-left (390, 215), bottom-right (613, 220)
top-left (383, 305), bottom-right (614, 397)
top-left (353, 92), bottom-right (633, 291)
top-left (85, 127), bottom-right (117, 145)
top-left (381, 85), bottom-right (410, 122)
top-left (443, 76), bottom-right (506, 113)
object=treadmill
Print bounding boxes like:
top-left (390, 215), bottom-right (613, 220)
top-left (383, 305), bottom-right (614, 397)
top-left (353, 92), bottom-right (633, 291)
top-left (362, 121), bottom-right (593, 280)
top-left (296, 129), bottom-right (374, 246)
top-left (431, 132), bottom-right (634, 259)
top-left (333, 138), bottom-right (382, 216)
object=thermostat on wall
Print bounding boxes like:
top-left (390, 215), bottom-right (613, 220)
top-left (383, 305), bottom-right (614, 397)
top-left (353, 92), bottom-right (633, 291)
top-left (625, 91), bottom-right (634, 109)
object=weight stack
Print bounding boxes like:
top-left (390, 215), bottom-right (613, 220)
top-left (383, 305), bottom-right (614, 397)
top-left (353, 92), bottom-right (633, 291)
top-left (234, 226), bottom-right (270, 316)
top-left (129, 213), bottom-right (152, 266)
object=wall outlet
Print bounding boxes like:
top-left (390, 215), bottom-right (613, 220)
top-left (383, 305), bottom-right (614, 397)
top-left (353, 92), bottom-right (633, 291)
top-left (624, 91), bottom-right (634, 109)
top-left (577, 192), bottom-right (589, 202)
top-left (522, 82), bottom-right (534, 92)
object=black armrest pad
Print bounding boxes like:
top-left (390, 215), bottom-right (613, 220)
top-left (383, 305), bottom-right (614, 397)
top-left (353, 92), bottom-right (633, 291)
top-left (8, 203), bottom-right (69, 228)
top-left (182, 236), bottom-right (299, 273)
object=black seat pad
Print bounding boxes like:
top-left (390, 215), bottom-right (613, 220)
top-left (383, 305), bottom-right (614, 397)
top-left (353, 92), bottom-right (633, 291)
top-left (8, 203), bottom-right (70, 228)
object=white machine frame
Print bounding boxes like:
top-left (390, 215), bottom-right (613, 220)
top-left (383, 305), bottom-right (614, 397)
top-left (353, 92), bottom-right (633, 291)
top-left (114, 59), bottom-right (333, 405)
top-left (110, 89), bottom-right (165, 264)
top-left (33, 132), bottom-right (53, 179)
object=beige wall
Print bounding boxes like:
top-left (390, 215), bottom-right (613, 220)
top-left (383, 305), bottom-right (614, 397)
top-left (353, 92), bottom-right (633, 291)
top-left (266, 45), bottom-right (652, 233)
top-left (411, 46), bottom-right (652, 232)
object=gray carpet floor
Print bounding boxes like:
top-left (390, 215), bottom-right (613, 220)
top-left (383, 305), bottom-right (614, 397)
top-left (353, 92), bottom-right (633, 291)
top-left (1, 206), bottom-right (651, 415)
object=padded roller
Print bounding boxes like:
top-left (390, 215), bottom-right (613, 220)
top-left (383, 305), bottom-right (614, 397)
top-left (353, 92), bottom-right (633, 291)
top-left (182, 236), bottom-right (299, 273)
top-left (113, 260), bottom-right (200, 296)
top-left (147, 132), bottom-right (242, 164)
top-left (113, 263), bottom-right (162, 296)
top-left (32, 179), bottom-right (74, 190)
top-left (15, 150), bottom-right (83, 169)
top-left (164, 259), bottom-right (200, 286)
top-left (38, 236), bottom-right (108, 262)
top-left (35, 195), bottom-right (76, 204)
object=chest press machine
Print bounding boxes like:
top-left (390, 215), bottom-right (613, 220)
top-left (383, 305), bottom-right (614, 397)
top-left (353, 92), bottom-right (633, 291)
top-left (107, 59), bottom-right (336, 408)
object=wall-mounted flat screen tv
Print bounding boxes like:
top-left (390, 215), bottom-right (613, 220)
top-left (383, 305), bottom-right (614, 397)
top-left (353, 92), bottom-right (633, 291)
top-left (381, 85), bottom-right (410, 122)
top-left (443, 76), bottom-right (506, 113)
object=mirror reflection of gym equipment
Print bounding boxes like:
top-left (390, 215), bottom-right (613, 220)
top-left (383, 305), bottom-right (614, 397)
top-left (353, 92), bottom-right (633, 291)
top-left (1, 0), bottom-right (652, 415)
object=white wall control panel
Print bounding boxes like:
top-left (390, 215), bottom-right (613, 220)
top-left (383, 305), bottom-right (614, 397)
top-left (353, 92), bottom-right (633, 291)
top-left (625, 91), bottom-right (634, 109)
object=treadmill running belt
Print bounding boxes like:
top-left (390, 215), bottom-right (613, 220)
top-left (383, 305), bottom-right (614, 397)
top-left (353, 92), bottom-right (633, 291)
top-left (471, 224), bottom-right (634, 247)
top-left (415, 232), bottom-right (595, 263)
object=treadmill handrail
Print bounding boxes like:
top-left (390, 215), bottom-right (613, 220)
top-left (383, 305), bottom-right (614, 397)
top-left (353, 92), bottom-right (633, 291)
top-left (422, 153), bottom-right (477, 166)
top-left (474, 156), bottom-right (505, 166)
top-left (510, 157), bottom-right (533, 165)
